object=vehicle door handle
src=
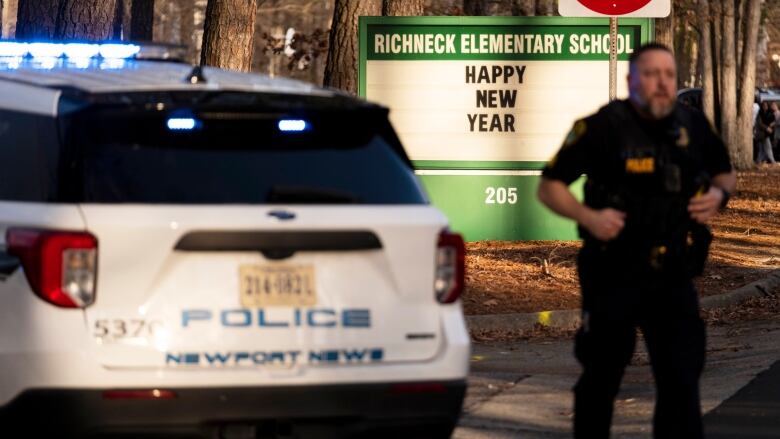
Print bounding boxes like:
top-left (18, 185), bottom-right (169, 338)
top-left (0, 251), bottom-right (20, 278)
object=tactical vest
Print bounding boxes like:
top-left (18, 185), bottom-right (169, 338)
top-left (583, 100), bottom-right (711, 275)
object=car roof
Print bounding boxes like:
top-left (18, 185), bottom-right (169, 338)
top-left (676, 87), bottom-right (780, 105)
top-left (676, 87), bottom-right (701, 97)
top-left (0, 58), bottom-right (356, 116)
top-left (758, 90), bottom-right (780, 103)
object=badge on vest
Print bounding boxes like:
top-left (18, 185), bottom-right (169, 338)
top-left (625, 157), bottom-right (655, 174)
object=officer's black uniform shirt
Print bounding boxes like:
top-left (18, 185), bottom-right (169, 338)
top-left (542, 100), bottom-right (732, 248)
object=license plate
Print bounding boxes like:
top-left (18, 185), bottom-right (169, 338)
top-left (239, 265), bottom-right (316, 307)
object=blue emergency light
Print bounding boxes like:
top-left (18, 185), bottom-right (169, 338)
top-left (0, 42), bottom-right (28, 57)
top-left (167, 118), bottom-right (199, 131)
top-left (278, 119), bottom-right (308, 132)
top-left (0, 41), bottom-right (140, 60)
top-left (99, 44), bottom-right (141, 59)
top-left (63, 43), bottom-right (100, 59)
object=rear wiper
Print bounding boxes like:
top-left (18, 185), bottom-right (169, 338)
top-left (266, 186), bottom-right (360, 204)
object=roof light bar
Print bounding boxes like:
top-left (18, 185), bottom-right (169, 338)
top-left (0, 41), bottom-right (141, 60)
top-left (28, 43), bottom-right (65, 58)
top-left (0, 58), bottom-right (21, 70)
top-left (99, 43), bottom-right (140, 59)
top-left (278, 119), bottom-right (308, 132)
top-left (0, 42), bottom-right (28, 57)
top-left (63, 43), bottom-right (100, 59)
top-left (34, 57), bottom-right (58, 70)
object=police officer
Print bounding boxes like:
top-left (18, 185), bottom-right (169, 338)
top-left (537, 43), bottom-right (736, 439)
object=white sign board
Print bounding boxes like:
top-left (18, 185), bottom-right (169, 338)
top-left (361, 18), bottom-right (648, 165)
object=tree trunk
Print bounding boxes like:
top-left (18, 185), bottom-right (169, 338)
top-left (111, 0), bottom-right (123, 39)
top-left (719, 0), bottom-right (738, 165)
top-left (130, 0), bottom-right (154, 40)
top-left (1, 0), bottom-right (4, 37)
top-left (56, 0), bottom-right (117, 40)
top-left (535, 0), bottom-right (555, 16)
top-left (119, 0), bottom-right (131, 40)
top-left (192, 0), bottom-right (208, 65)
top-left (56, 0), bottom-right (118, 40)
top-left (699, 0), bottom-right (716, 125)
top-left (177, 0), bottom-right (195, 62)
top-left (464, 0), bottom-right (513, 15)
top-left (323, 0), bottom-right (381, 93)
top-left (511, 0), bottom-right (535, 16)
top-left (676, 24), bottom-right (697, 87)
top-left (15, 0), bottom-right (60, 39)
top-left (735, 0), bottom-right (744, 74)
top-left (383, 0), bottom-right (423, 16)
top-left (734, 0), bottom-right (761, 169)
top-left (154, 1), bottom-right (180, 47)
top-left (711, 0), bottom-right (722, 129)
top-left (3, 0), bottom-right (17, 38)
top-left (654, 1), bottom-right (674, 53)
top-left (756, 24), bottom-right (769, 88)
top-left (200, 0), bottom-right (258, 72)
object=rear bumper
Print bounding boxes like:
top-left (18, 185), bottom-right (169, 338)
top-left (0, 380), bottom-right (466, 438)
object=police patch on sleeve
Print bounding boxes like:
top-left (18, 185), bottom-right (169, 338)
top-left (563, 119), bottom-right (587, 148)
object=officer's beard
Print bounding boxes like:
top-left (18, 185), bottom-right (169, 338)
top-left (635, 94), bottom-right (675, 119)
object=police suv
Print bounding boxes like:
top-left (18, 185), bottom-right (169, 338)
top-left (0, 42), bottom-right (469, 438)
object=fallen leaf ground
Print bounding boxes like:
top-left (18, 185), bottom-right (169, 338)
top-left (463, 166), bottom-right (780, 316)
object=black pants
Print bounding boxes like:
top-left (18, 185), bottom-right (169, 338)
top-left (573, 248), bottom-right (706, 439)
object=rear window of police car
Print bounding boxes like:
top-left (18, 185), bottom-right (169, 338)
top-left (56, 106), bottom-right (427, 205)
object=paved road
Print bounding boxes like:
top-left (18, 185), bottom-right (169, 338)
top-left (455, 313), bottom-right (780, 438)
top-left (704, 360), bottom-right (780, 439)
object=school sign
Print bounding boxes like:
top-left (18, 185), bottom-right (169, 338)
top-left (359, 17), bottom-right (652, 241)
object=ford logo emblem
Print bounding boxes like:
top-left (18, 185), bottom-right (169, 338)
top-left (268, 210), bottom-right (296, 221)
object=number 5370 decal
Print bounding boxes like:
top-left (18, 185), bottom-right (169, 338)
top-left (93, 319), bottom-right (163, 340)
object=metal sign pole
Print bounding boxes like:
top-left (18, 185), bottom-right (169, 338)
top-left (609, 17), bottom-right (618, 100)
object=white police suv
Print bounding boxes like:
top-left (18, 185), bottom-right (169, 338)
top-left (0, 42), bottom-right (469, 438)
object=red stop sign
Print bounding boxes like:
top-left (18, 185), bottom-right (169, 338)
top-left (576, 0), bottom-right (652, 15)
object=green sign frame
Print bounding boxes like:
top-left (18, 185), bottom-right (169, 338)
top-left (359, 16), bottom-right (653, 240)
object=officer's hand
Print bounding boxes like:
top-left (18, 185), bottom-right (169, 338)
top-left (582, 208), bottom-right (626, 241)
top-left (688, 187), bottom-right (724, 224)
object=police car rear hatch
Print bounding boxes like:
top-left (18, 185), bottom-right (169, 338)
top-left (81, 205), bottom-right (446, 370)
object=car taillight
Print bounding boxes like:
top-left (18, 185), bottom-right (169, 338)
top-left (435, 230), bottom-right (465, 304)
top-left (6, 228), bottom-right (97, 308)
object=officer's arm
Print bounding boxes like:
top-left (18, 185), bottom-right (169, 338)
top-left (712, 171), bottom-right (737, 194)
top-left (688, 171), bottom-right (736, 223)
top-left (537, 177), bottom-right (626, 241)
